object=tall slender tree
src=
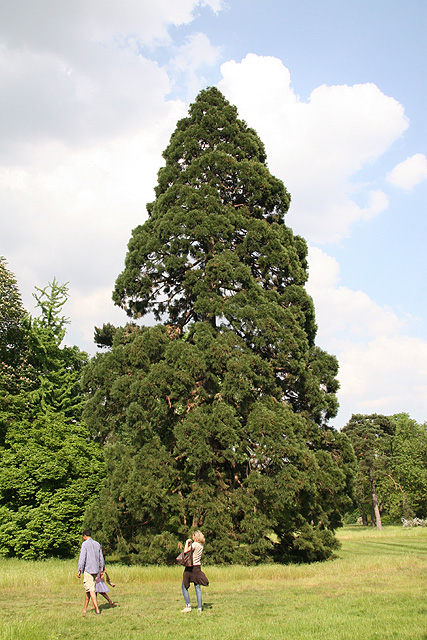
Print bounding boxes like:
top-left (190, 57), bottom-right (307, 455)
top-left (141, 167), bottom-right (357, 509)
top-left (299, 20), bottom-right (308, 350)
top-left (84, 88), bottom-right (354, 563)
top-left (342, 414), bottom-right (395, 529)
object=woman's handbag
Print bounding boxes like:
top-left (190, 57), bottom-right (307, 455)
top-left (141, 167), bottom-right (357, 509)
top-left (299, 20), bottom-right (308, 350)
top-left (176, 548), bottom-right (193, 567)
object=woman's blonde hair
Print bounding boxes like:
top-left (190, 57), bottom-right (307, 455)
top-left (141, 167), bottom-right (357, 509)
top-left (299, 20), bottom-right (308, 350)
top-left (193, 530), bottom-right (205, 544)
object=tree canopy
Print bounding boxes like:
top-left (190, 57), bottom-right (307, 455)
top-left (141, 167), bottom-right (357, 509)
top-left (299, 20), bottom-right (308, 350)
top-left (114, 86), bottom-right (339, 424)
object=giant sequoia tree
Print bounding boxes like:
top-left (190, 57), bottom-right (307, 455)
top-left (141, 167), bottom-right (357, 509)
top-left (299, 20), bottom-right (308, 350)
top-left (84, 88), bottom-right (354, 563)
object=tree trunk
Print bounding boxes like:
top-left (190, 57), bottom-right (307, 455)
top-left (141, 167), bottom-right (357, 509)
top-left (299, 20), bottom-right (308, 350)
top-left (371, 477), bottom-right (382, 530)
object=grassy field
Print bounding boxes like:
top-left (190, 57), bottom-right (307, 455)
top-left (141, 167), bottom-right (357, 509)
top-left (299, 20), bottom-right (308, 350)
top-left (1, 525), bottom-right (427, 640)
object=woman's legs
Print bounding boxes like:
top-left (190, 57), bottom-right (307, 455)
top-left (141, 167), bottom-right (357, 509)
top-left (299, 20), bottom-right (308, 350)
top-left (194, 584), bottom-right (202, 611)
top-left (181, 581), bottom-right (191, 609)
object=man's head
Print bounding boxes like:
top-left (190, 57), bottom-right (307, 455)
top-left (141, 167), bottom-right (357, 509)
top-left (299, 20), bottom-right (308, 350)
top-left (82, 529), bottom-right (92, 539)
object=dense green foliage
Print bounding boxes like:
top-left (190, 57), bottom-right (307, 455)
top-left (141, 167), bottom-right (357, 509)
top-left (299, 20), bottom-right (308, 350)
top-left (0, 261), bottom-right (104, 559)
top-left (0, 413), bottom-right (104, 559)
top-left (343, 413), bottom-right (427, 524)
top-left (83, 88), bottom-right (355, 564)
top-left (0, 256), bottom-right (30, 398)
top-left (383, 414), bottom-right (427, 519)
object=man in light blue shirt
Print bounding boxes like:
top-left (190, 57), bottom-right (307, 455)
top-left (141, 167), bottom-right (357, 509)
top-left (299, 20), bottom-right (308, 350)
top-left (77, 529), bottom-right (105, 614)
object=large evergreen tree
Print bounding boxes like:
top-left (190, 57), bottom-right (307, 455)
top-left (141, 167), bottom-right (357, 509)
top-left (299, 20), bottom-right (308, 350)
top-left (84, 88), bottom-right (354, 563)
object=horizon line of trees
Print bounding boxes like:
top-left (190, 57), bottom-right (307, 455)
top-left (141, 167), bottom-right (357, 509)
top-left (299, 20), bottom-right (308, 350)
top-left (1, 263), bottom-right (425, 561)
top-left (1, 88), bottom-right (425, 562)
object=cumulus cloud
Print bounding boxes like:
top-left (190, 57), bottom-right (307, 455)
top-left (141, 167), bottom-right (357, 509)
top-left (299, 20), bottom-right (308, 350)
top-left (168, 32), bottom-right (222, 98)
top-left (65, 286), bottom-right (131, 348)
top-left (306, 246), bottom-right (427, 427)
top-left (1, 16), bottom-right (425, 427)
top-left (0, 101), bottom-right (186, 312)
top-left (0, 0), bottom-right (223, 51)
top-left (0, 0), bottom-right (222, 154)
top-left (306, 247), bottom-right (403, 341)
top-left (217, 54), bottom-right (427, 425)
top-left (0, 47), bottom-right (175, 153)
top-left (218, 54), bottom-right (408, 243)
top-left (387, 153), bottom-right (427, 190)
top-left (337, 335), bottom-right (427, 425)
top-left (0, 0), bottom-right (224, 352)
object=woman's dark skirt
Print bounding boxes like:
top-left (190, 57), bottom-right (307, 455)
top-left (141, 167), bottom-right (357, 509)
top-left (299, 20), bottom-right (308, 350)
top-left (182, 565), bottom-right (209, 589)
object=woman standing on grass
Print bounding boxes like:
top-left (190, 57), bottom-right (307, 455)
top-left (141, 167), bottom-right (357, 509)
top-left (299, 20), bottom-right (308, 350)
top-left (181, 530), bottom-right (209, 613)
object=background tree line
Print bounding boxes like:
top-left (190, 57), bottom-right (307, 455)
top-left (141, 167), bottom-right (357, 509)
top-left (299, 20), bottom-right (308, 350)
top-left (0, 88), bottom-right (425, 562)
top-left (0, 258), bottom-right (104, 559)
top-left (342, 412), bottom-right (427, 529)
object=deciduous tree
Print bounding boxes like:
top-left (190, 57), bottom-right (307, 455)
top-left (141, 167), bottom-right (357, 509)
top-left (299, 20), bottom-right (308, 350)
top-left (0, 267), bottom-right (104, 558)
top-left (349, 413), bottom-right (427, 523)
top-left (342, 414), bottom-right (395, 529)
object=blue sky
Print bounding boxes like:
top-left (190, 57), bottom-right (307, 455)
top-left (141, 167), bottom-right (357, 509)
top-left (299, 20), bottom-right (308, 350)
top-left (0, 0), bottom-right (426, 428)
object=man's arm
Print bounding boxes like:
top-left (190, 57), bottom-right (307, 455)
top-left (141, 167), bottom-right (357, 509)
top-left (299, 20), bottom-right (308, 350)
top-left (77, 541), bottom-right (86, 576)
top-left (99, 545), bottom-right (105, 572)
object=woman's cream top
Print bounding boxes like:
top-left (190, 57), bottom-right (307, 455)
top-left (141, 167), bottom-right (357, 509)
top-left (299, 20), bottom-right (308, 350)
top-left (191, 541), bottom-right (203, 566)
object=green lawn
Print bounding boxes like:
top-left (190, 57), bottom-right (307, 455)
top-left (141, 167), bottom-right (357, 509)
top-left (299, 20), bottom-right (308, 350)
top-left (1, 526), bottom-right (427, 640)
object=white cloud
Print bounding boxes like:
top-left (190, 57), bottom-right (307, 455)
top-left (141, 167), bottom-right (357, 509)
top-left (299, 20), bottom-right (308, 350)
top-left (306, 246), bottom-right (427, 427)
top-left (0, 0), bottom-right (223, 154)
top-left (0, 100), bottom-right (187, 347)
top-left (387, 153), bottom-right (427, 190)
top-left (169, 32), bottom-right (222, 98)
top-left (337, 335), bottom-right (427, 425)
top-left (306, 246), bottom-right (403, 340)
top-left (65, 286), bottom-right (130, 348)
top-left (218, 54), bottom-right (409, 243)
top-left (0, 0), bottom-right (226, 352)
top-left (1, 14), bottom-right (424, 429)
top-left (1, 46), bottom-right (176, 153)
top-left (217, 54), bottom-right (426, 426)
top-left (0, 1), bottom-right (222, 52)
